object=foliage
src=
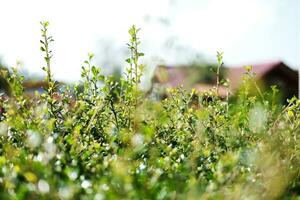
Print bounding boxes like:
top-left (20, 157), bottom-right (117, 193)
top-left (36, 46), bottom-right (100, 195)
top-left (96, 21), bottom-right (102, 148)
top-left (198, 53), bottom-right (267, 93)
top-left (0, 22), bottom-right (299, 200)
top-left (188, 64), bottom-right (227, 85)
top-left (0, 60), bottom-right (11, 96)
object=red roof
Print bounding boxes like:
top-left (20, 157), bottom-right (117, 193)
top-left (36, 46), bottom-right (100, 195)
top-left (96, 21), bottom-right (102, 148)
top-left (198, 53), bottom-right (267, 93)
top-left (227, 61), bottom-right (297, 89)
top-left (152, 61), bottom-right (298, 96)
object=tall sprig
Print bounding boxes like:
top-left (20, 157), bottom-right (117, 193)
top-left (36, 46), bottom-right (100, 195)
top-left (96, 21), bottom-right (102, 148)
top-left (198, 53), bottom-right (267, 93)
top-left (40, 21), bottom-right (61, 122)
top-left (126, 25), bottom-right (144, 91)
top-left (40, 21), bottom-right (55, 97)
top-left (123, 25), bottom-right (145, 129)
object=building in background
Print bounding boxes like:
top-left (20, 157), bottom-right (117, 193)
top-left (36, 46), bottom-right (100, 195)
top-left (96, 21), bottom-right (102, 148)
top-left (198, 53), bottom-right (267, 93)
top-left (152, 61), bottom-right (298, 101)
top-left (228, 61), bottom-right (298, 100)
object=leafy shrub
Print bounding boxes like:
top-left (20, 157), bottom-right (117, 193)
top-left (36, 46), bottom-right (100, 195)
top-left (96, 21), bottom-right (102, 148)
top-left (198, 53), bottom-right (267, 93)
top-left (0, 22), bottom-right (299, 200)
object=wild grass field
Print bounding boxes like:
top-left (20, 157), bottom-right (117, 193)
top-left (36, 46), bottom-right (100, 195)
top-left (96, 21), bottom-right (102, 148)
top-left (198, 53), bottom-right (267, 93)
top-left (0, 22), bottom-right (299, 200)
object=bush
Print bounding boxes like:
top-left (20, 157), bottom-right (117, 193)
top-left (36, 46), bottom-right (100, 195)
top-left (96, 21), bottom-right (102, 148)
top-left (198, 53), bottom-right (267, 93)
top-left (0, 22), bottom-right (299, 200)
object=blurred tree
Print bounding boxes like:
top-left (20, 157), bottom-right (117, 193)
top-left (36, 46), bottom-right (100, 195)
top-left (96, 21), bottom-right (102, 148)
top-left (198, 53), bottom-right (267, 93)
top-left (0, 58), bottom-right (11, 96)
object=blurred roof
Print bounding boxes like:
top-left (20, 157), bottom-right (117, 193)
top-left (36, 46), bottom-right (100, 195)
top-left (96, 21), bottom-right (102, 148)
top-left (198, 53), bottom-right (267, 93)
top-left (153, 61), bottom-right (298, 96)
top-left (227, 61), bottom-right (298, 89)
top-left (153, 65), bottom-right (228, 96)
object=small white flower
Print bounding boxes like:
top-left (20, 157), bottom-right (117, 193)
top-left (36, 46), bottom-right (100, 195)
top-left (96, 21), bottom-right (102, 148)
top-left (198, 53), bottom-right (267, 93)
top-left (59, 186), bottom-right (74, 199)
top-left (81, 180), bottom-right (92, 189)
top-left (0, 122), bottom-right (8, 136)
top-left (132, 134), bottom-right (144, 146)
top-left (249, 103), bottom-right (267, 132)
top-left (47, 136), bottom-right (54, 143)
top-left (27, 130), bottom-right (41, 148)
top-left (139, 163), bottom-right (146, 170)
top-left (95, 193), bottom-right (104, 200)
top-left (38, 179), bottom-right (50, 193)
top-left (68, 171), bottom-right (78, 181)
top-left (101, 184), bottom-right (109, 191)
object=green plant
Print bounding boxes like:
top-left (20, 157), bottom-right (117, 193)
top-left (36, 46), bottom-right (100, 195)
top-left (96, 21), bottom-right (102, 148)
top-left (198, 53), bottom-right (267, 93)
top-left (0, 22), bottom-right (298, 200)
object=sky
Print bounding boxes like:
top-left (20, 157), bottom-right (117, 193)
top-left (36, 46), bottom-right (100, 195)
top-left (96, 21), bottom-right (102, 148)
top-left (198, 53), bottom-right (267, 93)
top-left (0, 0), bottom-right (299, 82)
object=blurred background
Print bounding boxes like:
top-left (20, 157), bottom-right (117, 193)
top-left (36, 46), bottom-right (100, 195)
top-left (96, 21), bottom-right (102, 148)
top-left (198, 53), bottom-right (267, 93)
top-left (0, 0), bottom-right (299, 94)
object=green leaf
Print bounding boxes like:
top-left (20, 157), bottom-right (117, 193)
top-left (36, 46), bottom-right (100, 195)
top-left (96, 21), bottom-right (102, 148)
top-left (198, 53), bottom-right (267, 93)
top-left (125, 58), bottom-right (131, 64)
top-left (88, 53), bottom-right (94, 60)
top-left (138, 53), bottom-right (144, 57)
